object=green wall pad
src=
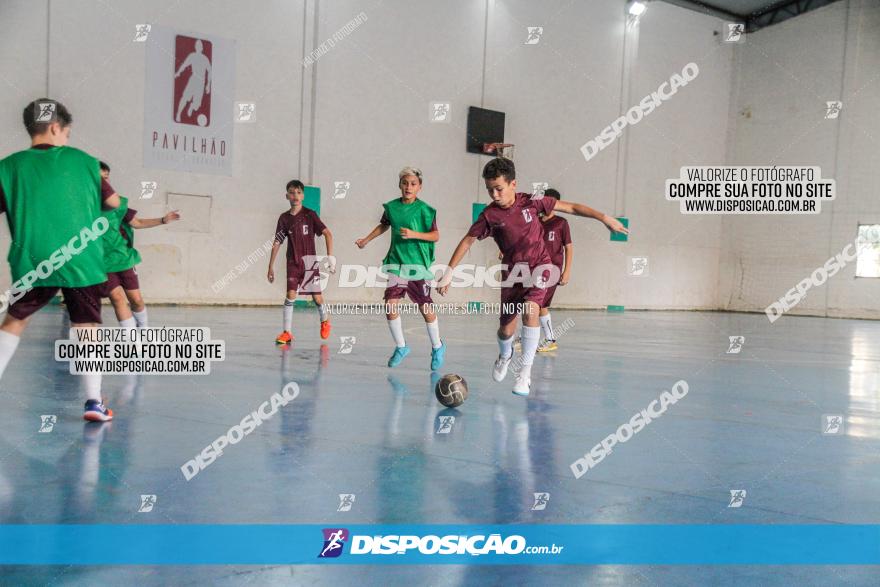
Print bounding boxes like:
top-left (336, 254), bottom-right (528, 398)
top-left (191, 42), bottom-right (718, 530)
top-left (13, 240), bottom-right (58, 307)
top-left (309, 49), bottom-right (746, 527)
top-left (472, 203), bottom-right (487, 223)
top-left (606, 305), bottom-right (625, 312)
top-left (304, 185), bottom-right (321, 216)
top-left (467, 301), bottom-right (484, 312)
top-left (294, 300), bottom-right (315, 308)
top-left (610, 217), bottom-right (629, 242)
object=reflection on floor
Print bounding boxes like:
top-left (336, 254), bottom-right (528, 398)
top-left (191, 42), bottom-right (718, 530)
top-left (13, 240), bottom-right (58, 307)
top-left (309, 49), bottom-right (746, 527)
top-left (1, 307), bottom-right (878, 585)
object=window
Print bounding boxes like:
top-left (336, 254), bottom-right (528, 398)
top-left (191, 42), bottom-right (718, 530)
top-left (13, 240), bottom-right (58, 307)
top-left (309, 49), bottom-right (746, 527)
top-left (855, 224), bottom-right (880, 278)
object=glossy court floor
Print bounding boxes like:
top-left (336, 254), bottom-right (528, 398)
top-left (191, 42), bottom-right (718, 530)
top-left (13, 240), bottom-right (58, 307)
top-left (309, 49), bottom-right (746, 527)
top-left (0, 306), bottom-right (878, 585)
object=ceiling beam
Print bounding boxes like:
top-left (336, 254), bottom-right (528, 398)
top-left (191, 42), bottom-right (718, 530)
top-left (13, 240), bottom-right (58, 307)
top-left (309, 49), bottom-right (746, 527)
top-left (658, 0), bottom-right (843, 32)
top-left (748, 0), bottom-right (841, 32)
top-left (660, 0), bottom-right (743, 21)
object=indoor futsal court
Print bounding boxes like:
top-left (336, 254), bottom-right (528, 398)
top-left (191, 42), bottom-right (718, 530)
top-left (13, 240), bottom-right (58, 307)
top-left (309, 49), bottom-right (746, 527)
top-left (0, 0), bottom-right (878, 585)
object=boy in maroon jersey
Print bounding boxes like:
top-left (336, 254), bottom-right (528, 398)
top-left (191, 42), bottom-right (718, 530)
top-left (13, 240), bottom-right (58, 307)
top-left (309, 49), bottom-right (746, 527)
top-left (438, 158), bottom-right (627, 396)
top-left (536, 188), bottom-right (572, 352)
top-left (267, 180), bottom-right (334, 344)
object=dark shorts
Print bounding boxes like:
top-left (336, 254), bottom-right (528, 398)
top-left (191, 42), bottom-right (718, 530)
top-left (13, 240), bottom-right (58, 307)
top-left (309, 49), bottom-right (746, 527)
top-left (542, 284), bottom-right (558, 308)
top-left (9, 284), bottom-right (104, 323)
top-left (286, 266), bottom-right (323, 294)
top-left (499, 285), bottom-right (547, 326)
top-left (101, 268), bottom-right (140, 297)
top-left (498, 265), bottom-right (552, 326)
top-left (384, 275), bottom-right (433, 305)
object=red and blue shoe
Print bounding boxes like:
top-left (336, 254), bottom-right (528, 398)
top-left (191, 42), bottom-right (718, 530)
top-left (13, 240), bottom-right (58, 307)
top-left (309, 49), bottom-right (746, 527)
top-left (83, 399), bottom-right (113, 422)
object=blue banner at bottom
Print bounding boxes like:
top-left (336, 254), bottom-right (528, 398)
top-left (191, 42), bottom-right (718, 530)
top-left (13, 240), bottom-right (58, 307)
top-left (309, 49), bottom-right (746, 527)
top-left (0, 525), bottom-right (878, 565)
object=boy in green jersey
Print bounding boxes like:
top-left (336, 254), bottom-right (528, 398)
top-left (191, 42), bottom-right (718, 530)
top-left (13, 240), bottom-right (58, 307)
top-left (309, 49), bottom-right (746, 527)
top-left (0, 99), bottom-right (122, 422)
top-left (356, 167), bottom-right (445, 370)
top-left (98, 162), bottom-right (180, 327)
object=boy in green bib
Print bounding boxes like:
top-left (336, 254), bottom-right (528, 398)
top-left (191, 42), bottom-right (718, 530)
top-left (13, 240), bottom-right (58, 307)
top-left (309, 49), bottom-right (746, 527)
top-left (356, 167), bottom-right (445, 369)
top-left (98, 162), bottom-right (180, 327)
top-left (0, 99), bottom-right (122, 422)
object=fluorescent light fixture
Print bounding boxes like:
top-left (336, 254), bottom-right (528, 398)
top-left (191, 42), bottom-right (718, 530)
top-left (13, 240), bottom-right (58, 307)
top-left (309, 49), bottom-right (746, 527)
top-left (627, 1), bottom-right (647, 16)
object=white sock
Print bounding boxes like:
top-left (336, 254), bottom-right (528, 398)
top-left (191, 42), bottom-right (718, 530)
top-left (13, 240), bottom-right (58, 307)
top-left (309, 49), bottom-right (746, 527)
top-left (0, 331), bottom-right (20, 380)
top-left (425, 318), bottom-right (442, 349)
top-left (82, 372), bottom-right (102, 402)
top-left (119, 374), bottom-right (137, 404)
top-left (497, 333), bottom-right (513, 360)
top-left (317, 303), bottom-right (328, 322)
top-left (133, 308), bottom-right (148, 327)
top-left (540, 313), bottom-right (555, 341)
top-left (519, 325), bottom-right (541, 377)
top-left (119, 317), bottom-right (136, 328)
top-left (283, 298), bottom-right (295, 331)
top-left (387, 316), bottom-right (406, 348)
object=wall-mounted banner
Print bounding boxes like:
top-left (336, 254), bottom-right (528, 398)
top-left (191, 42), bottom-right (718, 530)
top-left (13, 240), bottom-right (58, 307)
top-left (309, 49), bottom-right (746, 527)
top-left (143, 26), bottom-right (236, 175)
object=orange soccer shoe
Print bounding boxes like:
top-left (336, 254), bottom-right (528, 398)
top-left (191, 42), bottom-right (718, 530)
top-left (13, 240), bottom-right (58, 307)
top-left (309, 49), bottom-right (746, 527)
top-left (320, 320), bottom-right (331, 340)
top-left (275, 331), bottom-right (294, 344)
top-left (83, 399), bottom-right (113, 422)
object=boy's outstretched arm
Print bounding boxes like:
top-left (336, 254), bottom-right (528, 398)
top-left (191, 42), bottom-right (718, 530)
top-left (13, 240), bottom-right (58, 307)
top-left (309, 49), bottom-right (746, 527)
top-left (129, 210), bottom-right (181, 229)
top-left (437, 235), bottom-right (477, 295)
top-left (355, 223), bottom-right (389, 248)
top-left (554, 200), bottom-right (629, 235)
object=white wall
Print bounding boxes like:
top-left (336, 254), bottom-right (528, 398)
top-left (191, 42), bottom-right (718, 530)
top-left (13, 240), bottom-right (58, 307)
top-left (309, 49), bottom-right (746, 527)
top-left (0, 0), bottom-right (308, 304)
top-left (315, 0), bottom-right (732, 309)
top-left (614, 2), bottom-right (732, 310)
top-left (0, 0), bottom-right (50, 288)
top-left (720, 0), bottom-right (880, 319)
top-left (310, 0), bottom-right (486, 305)
top-left (0, 0), bottom-right (733, 308)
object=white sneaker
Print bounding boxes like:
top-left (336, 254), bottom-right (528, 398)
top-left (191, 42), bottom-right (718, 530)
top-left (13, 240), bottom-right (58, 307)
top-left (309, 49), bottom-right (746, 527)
top-left (492, 354), bottom-right (512, 382)
top-left (512, 373), bottom-right (531, 396)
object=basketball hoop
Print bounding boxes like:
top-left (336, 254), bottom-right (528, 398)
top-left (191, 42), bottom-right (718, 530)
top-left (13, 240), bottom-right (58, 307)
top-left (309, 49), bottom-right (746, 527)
top-left (482, 143), bottom-right (515, 160)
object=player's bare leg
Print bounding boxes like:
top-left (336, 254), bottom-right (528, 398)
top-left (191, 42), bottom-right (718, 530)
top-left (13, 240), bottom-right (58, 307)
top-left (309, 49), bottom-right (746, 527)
top-left (124, 288), bottom-right (148, 327)
top-left (0, 313), bottom-right (109, 420)
top-left (0, 314), bottom-right (27, 381)
top-left (110, 286), bottom-right (135, 327)
top-left (386, 298), bottom-right (410, 367)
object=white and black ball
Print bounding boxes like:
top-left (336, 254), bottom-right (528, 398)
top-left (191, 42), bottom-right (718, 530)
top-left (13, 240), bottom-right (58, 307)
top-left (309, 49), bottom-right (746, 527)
top-left (435, 373), bottom-right (468, 408)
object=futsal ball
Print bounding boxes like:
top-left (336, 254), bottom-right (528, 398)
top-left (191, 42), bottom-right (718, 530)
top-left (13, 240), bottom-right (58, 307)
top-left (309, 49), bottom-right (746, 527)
top-left (197, 114), bottom-right (208, 126)
top-left (435, 374), bottom-right (468, 408)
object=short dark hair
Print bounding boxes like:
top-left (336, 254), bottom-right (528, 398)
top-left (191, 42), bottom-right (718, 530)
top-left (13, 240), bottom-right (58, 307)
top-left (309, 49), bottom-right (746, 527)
top-left (22, 99), bottom-right (72, 138)
top-left (482, 157), bottom-right (515, 182)
top-left (286, 180), bottom-right (305, 192)
top-left (99, 161), bottom-right (110, 172)
top-left (544, 188), bottom-right (561, 200)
